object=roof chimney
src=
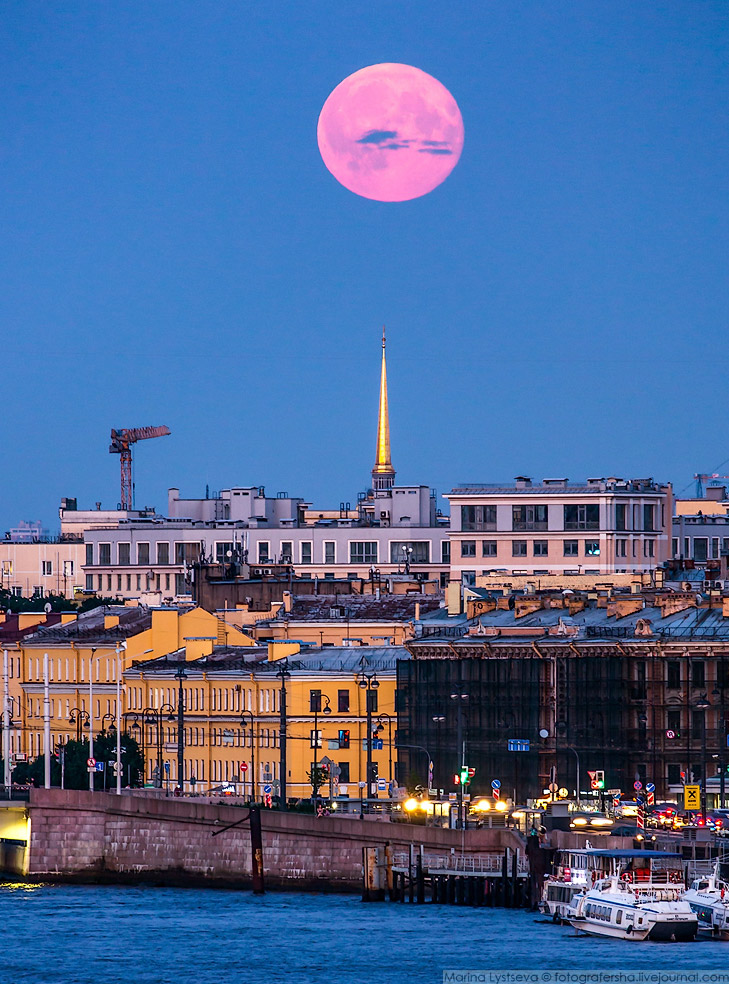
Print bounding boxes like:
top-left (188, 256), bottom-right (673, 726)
top-left (514, 476), bottom-right (532, 489)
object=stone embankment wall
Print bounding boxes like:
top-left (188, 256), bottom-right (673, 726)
top-left (26, 789), bottom-right (524, 891)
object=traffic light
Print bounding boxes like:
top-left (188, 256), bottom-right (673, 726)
top-left (589, 770), bottom-right (605, 790)
top-left (459, 766), bottom-right (470, 785)
top-left (454, 773), bottom-right (461, 785)
top-left (338, 729), bottom-right (350, 749)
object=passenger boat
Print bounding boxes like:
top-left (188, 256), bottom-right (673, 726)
top-left (540, 848), bottom-right (591, 922)
top-left (683, 861), bottom-right (729, 937)
top-left (568, 850), bottom-right (697, 942)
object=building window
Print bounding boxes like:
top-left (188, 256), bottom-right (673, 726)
top-left (671, 538), bottom-right (678, 558)
top-left (441, 541), bottom-right (450, 564)
top-left (309, 689), bottom-right (322, 712)
top-left (337, 761), bottom-right (350, 783)
top-left (482, 540), bottom-right (497, 557)
top-left (157, 542), bottom-right (170, 565)
top-left (585, 541), bottom-right (600, 556)
top-left (175, 542), bottom-right (201, 565)
top-left (216, 542), bottom-right (234, 564)
top-left (366, 689), bottom-right (378, 713)
top-left (86, 574), bottom-right (93, 590)
top-left (666, 709), bottom-right (681, 735)
top-left (280, 541), bottom-right (293, 563)
top-left (667, 763), bottom-right (681, 785)
top-left (350, 542), bottom-right (378, 564)
top-left (692, 710), bottom-right (705, 741)
top-left (712, 538), bottom-right (720, 560)
top-left (41, 561), bottom-right (52, 576)
top-left (512, 505), bottom-right (547, 531)
top-left (667, 660), bottom-right (681, 689)
top-left (324, 541), bottom-right (335, 564)
top-left (616, 539), bottom-right (627, 558)
top-left (643, 505), bottom-right (655, 532)
top-left (615, 503), bottom-right (627, 531)
top-left (644, 540), bottom-right (655, 558)
top-left (390, 541), bottom-right (430, 564)
top-left (564, 504), bottom-right (599, 531)
top-left (310, 729), bottom-right (322, 749)
top-left (563, 540), bottom-right (579, 557)
top-left (63, 560), bottom-right (74, 577)
top-left (99, 543), bottom-right (111, 566)
top-left (116, 574), bottom-right (122, 590)
top-left (461, 505), bottom-right (497, 531)
top-left (118, 543), bottom-right (130, 565)
top-left (85, 543), bottom-right (93, 566)
top-left (533, 541), bottom-right (548, 557)
top-left (693, 538), bottom-right (708, 563)
top-left (460, 540), bottom-right (476, 558)
top-left (137, 542), bottom-right (150, 565)
top-left (512, 541), bottom-right (527, 557)
top-left (257, 542), bottom-right (270, 564)
top-left (338, 689), bottom-right (349, 712)
top-left (691, 661), bottom-right (705, 688)
top-left (301, 542), bottom-right (312, 565)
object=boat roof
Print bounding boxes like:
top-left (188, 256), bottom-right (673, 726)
top-left (585, 850), bottom-right (683, 859)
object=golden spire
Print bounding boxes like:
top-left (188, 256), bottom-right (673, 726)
top-left (372, 325), bottom-right (395, 490)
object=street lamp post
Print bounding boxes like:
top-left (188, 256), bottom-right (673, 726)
top-left (141, 704), bottom-right (175, 789)
top-left (375, 713), bottom-right (393, 787)
top-left (69, 707), bottom-right (90, 743)
top-left (175, 666), bottom-right (188, 793)
top-left (357, 668), bottom-right (380, 806)
top-left (696, 694), bottom-right (710, 824)
top-left (713, 678), bottom-right (726, 810)
top-left (450, 689), bottom-right (469, 829)
top-left (276, 661), bottom-right (290, 810)
top-left (88, 642), bottom-right (124, 793)
top-left (240, 710), bottom-right (256, 801)
top-left (311, 692), bottom-right (331, 801)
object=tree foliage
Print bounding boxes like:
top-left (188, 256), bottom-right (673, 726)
top-left (2, 730), bottom-right (144, 789)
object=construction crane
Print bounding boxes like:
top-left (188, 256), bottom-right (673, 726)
top-left (694, 473), bottom-right (729, 498)
top-left (109, 426), bottom-right (171, 510)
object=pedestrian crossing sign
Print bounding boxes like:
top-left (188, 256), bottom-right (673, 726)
top-left (683, 784), bottom-right (701, 810)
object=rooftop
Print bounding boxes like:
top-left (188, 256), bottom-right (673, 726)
top-left (448, 477), bottom-right (667, 495)
top-left (129, 644), bottom-right (406, 676)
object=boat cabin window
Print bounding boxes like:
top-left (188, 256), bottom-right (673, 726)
top-left (616, 910), bottom-right (623, 925)
top-left (698, 881), bottom-right (709, 891)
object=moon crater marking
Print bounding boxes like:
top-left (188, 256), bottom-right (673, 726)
top-left (317, 63), bottom-right (464, 202)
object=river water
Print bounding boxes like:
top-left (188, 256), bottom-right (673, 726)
top-left (1, 883), bottom-right (728, 984)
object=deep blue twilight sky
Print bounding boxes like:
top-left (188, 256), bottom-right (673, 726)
top-left (1, 3), bottom-right (728, 531)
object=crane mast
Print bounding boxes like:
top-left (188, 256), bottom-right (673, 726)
top-left (109, 425), bottom-right (171, 510)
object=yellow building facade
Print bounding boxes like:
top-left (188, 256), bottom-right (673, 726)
top-left (8, 604), bottom-right (402, 800)
top-left (124, 643), bottom-right (399, 799)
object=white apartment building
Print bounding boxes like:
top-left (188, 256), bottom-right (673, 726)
top-left (446, 476), bottom-right (672, 583)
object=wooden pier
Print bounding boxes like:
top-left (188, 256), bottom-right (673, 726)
top-left (362, 845), bottom-right (530, 908)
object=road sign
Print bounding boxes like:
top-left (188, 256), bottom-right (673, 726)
top-left (94, 762), bottom-right (104, 772)
top-left (647, 791), bottom-right (655, 806)
top-left (646, 782), bottom-right (655, 793)
top-left (87, 758), bottom-right (96, 767)
top-left (634, 780), bottom-right (642, 791)
top-left (263, 784), bottom-right (272, 794)
top-left (491, 779), bottom-right (501, 789)
top-left (240, 762), bottom-right (248, 772)
top-left (164, 762), bottom-right (170, 774)
top-left (377, 779), bottom-right (387, 792)
top-left (684, 784), bottom-right (701, 811)
top-left (507, 739), bottom-right (530, 752)
top-left (548, 782), bottom-right (559, 793)
top-left (358, 781), bottom-right (367, 788)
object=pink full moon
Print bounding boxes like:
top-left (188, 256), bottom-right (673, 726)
top-left (317, 63), bottom-right (464, 202)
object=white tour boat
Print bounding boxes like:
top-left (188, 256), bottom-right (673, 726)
top-left (568, 850), bottom-right (697, 942)
top-left (683, 861), bottom-right (729, 937)
top-left (540, 848), bottom-right (591, 922)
